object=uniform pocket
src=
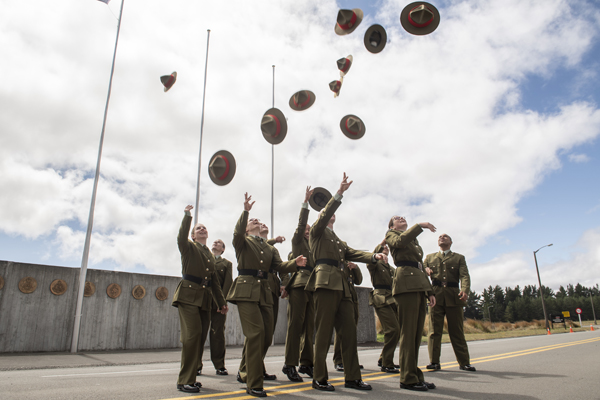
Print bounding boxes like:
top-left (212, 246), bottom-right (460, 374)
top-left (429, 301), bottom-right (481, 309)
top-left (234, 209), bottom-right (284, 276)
top-left (235, 280), bottom-right (253, 298)
top-left (178, 286), bottom-right (196, 303)
top-left (402, 269), bottom-right (421, 290)
top-left (315, 266), bottom-right (330, 286)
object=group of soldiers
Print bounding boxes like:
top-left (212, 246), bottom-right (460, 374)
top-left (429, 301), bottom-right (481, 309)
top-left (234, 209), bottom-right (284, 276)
top-left (172, 173), bottom-right (475, 397)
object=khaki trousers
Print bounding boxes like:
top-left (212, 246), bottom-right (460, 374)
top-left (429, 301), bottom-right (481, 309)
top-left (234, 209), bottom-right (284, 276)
top-left (284, 288), bottom-right (314, 367)
top-left (395, 291), bottom-right (426, 385)
top-left (428, 304), bottom-right (470, 366)
top-left (178, 303), bottom-right (210, 385)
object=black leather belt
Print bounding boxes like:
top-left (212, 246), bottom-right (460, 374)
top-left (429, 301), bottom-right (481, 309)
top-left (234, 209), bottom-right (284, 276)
top-left (315, 258), bottom-right (340, 267)
top-left (299, 266), bottom-right (313, 271)
top-left (432, 280), bottom-right (459, 288)
top-left (238, 269), bottom-right (269, 278)
top-left (394, 260), bottom-right (420, 268)
top-left (374, 284), bottom-right (392, 290)
top-left (183, 274), bottom-right (212, 286)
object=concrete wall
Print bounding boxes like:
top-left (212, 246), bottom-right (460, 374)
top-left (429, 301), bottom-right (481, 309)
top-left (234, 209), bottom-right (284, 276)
top-left (0, 260), bottom-right (376, 353)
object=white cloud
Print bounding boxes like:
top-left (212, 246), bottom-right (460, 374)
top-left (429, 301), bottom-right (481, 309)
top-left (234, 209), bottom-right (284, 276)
top-left (568, 153), bottom-right (590, 163)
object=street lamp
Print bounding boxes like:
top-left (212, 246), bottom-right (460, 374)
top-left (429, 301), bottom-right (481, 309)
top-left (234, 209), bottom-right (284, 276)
top-left (586, 291), bottom-right (597, 325)
top-left (533, 243), bottom-right (553, 331)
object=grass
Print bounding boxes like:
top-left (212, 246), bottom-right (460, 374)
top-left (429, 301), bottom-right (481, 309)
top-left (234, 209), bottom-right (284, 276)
top-left (375, 318), bottom-right (597, 344)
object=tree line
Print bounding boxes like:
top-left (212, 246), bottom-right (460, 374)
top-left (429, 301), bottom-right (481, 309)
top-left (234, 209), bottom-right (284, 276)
top-left (464, 283), bottom-right (599, 323)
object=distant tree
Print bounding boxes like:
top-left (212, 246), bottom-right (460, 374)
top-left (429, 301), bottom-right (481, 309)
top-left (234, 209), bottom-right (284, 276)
top-left (567, 284), bottom-right (575, 297)
top-left (464, 291), bottom-right (483, 320)
top-left (523, 285), bottom-right (535, 299)
top-left (556, 286), bottom-right (567, 299)
top-left (575, 283), bottom-right (585, 297)
top-left (541, 285), bottom-right (554, 298)
top-left (505, 285), bottom-right (522, 303)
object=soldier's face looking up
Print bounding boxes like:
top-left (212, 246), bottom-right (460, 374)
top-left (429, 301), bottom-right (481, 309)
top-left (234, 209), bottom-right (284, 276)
top-left (191, 224), bottom-right (208, 241)
top-left (212, 239), bottom-right (225, 253)
top-left (438, 234), bottom-right (452, 247)
top-left (391, 216), bottom-right (407, 231)
top-left (260, 223), bottom-right (269, 235)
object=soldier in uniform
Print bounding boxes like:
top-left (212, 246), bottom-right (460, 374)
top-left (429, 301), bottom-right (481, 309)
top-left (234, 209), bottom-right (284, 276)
top-left (386, 216), bottom-right (437, 392)
top-left (332, 261), bottom-right (363, 371)
top-left (366, 241), bottom-right (400, 373)
top-left (196, 239), bottom-right (233, 376)
top-left (424, 233), bottom-right (476, 372)
top-left (227, 193), bottom-right (306, 397)
top-left (305, 173), bottom-right (387, 391)
top-left (173, 205), bottom-right (228, 393)
top-left (281, 186), bottom-right (315, 382)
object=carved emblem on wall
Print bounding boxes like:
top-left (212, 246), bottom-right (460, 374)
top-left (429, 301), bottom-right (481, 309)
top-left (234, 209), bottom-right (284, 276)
top-left (50, 279), bottom-right (68, 296)
top-left (18, 277), bottom-right (37, 294)
top-left (84, 281), bottom-right (96, 297)
top-left (132, 285), bottom-right (146, 300)
top-left (0, 275), bottom-right (4, 290)
top-left (106, 283), bottom-right (122, 299)
top-left (156, 286), bottom-right (169, 301)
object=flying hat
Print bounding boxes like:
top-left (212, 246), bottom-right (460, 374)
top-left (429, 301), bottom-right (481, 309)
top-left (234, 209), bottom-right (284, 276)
top-left (337, 55), bottom-right (353, 77)
top-left (261, 108), bottom-right (288, 145)
top-left (208, 150), bottom-right (236, 186)
top-left (309, 187), bottom-right (332, 212)
top-left (329, 79), bottom-right (343, 98)
top-left (400, 2), bottom-right (440, 35)
top-left (334, 9), bottom-right (364, 35)
top-left (340, 114), bottom-right (366, 140)
top-left (289, 90), bottom-right (316, 111)
top-left (160, 71), bottom-right (177, 92)
top-left (364, 25), bottom-right (387, 54)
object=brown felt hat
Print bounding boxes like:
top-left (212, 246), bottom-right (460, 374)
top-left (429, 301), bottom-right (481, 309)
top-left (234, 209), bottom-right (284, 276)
top-left (337, 55), bottom-right (353, 77)
top-left (208, 150), bottom-right (236, 186)
top-left (334, 9), bottom-right (364, 35)
top-left (400, 2), bottom-right (440, 36)
top-left (160, 71), bottom-right (177, 92)
top-left (289, 90), bottom-right (316, 111)
top-left (261, 108), bottom-right (288, 145)
top-left (329, 79), bottom-right (343, 98)
top-left (309, 187), bottom-right (332, 212)
top-left (364, 25), bottom-right (387, 54)
top-left (340, 114), bottom-right (365, 140)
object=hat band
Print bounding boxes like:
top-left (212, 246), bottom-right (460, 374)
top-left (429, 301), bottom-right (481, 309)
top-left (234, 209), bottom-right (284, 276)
top-left (165, 76), bottom-right (175, 87)
top-left (338, 12), bottom-right (357, 30)
top-left (340, 60), bottom-right (350, 73)
top-left (294, 93), bottom-right (311, 108)
top-left (332, 82), bottom-right (341, 92)
top-left (267, 115), bottom-right (281, 137)
top-left (345, 119), bottom-right (361, 135)
top-left (216, 155), bottom-right (230, 180)
top-left (408, 5), bottom-right (434, 28)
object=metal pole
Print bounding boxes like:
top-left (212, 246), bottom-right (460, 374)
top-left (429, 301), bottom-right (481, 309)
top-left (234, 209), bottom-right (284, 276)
top-left (194, 29), bottom-right (211, 225)
top-left (533, 243), bottom-right (553, 331)
top-left (71, 0), bottom-right (125, 353)
top-left (589, 292), bottom-right (597, 325)
top-left (270, 65), bottom-right (275, 235)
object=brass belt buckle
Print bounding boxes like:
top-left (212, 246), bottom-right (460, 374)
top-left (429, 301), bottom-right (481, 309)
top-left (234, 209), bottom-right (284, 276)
top-left (442, 282), bottom-right (448, 288)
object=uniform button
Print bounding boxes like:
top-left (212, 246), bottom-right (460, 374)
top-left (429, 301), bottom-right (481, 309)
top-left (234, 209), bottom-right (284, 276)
top-left (337, 241), bottom-right (340, 244)
top-left (261, 251), bottom-right (264, 254)
top-left (411, 272), bottom-right (414, 275)
top-left (206, 268), bottom-right (209, 271)
top-left (202, 285), bottom-right (205, 288)
top-left (260, 260), bottom-right (263, 263)
top-left (189, 285), bottom-right (192, 287)
top-left (339, 249), bottom-right (342, 252)
top-left (331, 239), bottom-right (334, 242)
top-left (243, 280), bottom-right (247, 283)
top-left (257, 280), bottom-right (261, 283)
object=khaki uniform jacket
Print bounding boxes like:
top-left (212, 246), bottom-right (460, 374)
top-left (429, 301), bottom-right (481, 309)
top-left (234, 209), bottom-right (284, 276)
top-left (423, 251), bottom-right (470, 307)
top-left (172, 213), bottom-right (226, 309)
top-left (265, 239), bottom-right (282, 297)
top-left (367, 244), bottom-right (396, 308)
top-left (305, 195), bottom-right (374, 297)
top-left (342, 263), bottom-right (363, 304)
top-left (213, 256), bottom-right (233, 308)
top-left (226, 211), bottom-right (297, 305)
top-left (282, 206), bottom-right (314, 290)
top-left (386, 224), bottom-right (432, 296)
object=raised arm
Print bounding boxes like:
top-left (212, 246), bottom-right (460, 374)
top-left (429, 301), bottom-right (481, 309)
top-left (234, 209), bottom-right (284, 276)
top-left (177, 205), bottom-right (193, 255)
top-left (385, 224), bottom-right (423, 249)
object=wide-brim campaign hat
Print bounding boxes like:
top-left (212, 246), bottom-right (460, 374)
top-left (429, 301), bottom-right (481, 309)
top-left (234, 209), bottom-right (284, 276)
top-left (400, 2), bottom-right (440, 35)
top-left (329, 79), bottom-right (343, 97)
top-left (160, 71), bottom-right (177, 92)
top-left (364, 25), bottom-right (387, 54)
top-left (261, 108), bottom-right (288, 145)
top-left (208, 150), bottom-right (236, 186)
top-left (340, 114), bottom-right (366, 140)
top-left (334, 8), bottom-right (364, 35)
top-left (289, 90), bottom-right (316, 111)
top-left (337, 55), bottom-right (353, 76)
top-left (309, 187), bottom-right (332, 211)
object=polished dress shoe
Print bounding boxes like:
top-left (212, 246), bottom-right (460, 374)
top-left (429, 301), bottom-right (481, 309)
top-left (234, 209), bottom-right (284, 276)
top-left (298, 365), bottom-right (313, 377)
top-left (400, 382), bottom-right (428, 391)
top-left (381, 366), bottom-right (400, 373)
top-left (237, 371), bottom-right (245, 383)
top-left (345, 380), bottom-right (372, 390)
top-left (216, 368), bottom-right (228, 375)
top-left (263, 372), bottom-right (277, 380)
top-left (282, 365), bottom-right (303, 382)
top-left (334, 363), bottom-right (344, 372)
top-left (421, 381), bottom-right (436, 389)
top-left (378, 360), bottom-right (399, 368)
top-left (460, 364), bottom-right (476, 371)
top-left (177, 384), bottom-right (200, 393)
top-left (246, 388), bottom-right (267, 397)
top-left (426, 363), bottom-right (441, 370)
top-left (312, 380), bottom-right (335, 391)
top-left (359, 364), bottom-right (364, 369)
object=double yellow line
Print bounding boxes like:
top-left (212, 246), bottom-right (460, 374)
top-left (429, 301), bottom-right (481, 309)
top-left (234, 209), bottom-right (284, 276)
top-left (161, 336), bottom-right (600, 400)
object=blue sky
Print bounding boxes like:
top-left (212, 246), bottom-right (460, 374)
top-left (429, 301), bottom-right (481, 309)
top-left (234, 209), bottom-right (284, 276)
top-left (1, 0), bottom-right (599, 294)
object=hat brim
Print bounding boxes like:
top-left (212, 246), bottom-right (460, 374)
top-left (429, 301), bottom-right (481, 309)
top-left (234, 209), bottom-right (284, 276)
top-left (334, 8), bottom-right (364, 35)
top-left (364, 25), bottom-right (387, 54)
top-left (161, 71), bottom-right (177, 92)
top-left (208, 150), bottom-right (236, 186)
top-left (400, 2), bottom-right (440, 36)
top-left (340, 114), bottom-right (366, 140)
top-left (261, 107), bottom-right (288, 145)
top-left (309, 187), bottom-right (333, 211)
top-left (289, 90), bottom-right (316, 111)
top-left (338, 55), bottom-right (353, 76)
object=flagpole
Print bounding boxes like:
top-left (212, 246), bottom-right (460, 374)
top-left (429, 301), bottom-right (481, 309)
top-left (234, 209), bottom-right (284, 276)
top-left (271, 65), bottom-right (275, 236)
top-left (71, 0), bottom-right (125, 353)
top-left (194, 29), bottom-right (211, 225)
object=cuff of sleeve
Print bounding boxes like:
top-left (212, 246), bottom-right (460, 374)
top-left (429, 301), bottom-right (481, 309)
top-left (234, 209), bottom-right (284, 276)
top-left (302, 202), bottom-right (308, 209)
top-left (334, 193), bottom-right (343, 201)
top-left (185, 211), bottom-right (192, 216)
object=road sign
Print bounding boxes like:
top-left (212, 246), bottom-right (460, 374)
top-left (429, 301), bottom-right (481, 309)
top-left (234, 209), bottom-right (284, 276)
top-left (575, 308), bottom-right (582, 315)
top-left (562, 311), bottom-right (570, 318)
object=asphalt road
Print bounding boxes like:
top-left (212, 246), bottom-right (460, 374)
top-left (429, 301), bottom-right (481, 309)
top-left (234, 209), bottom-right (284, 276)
top-left (1, 331), bottom-right (599, 400)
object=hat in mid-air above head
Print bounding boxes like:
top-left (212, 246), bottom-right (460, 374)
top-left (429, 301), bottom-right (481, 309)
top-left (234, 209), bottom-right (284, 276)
top-left (329, 79), bottom-right (343, 98)
top-left (160, 71), bottom-right (177, 92)
top-left (208, 150), bottom-right (236, 186)
top-left (309, 187), bottom-right (333, 211)
top-left (261, 108), bottom-right (288, 145)
top-left (364, 25), bottom-right (387, 53)
top-left (340, 114), bottom-right (366, 140)
top-left (400, 2), bottom-right (440, 35)
top-left (337, 55), bottom-right (353, 76)
top-left (289, 90), bottom-right (316, 111)
top-left (334, 8), bottom-right (364, 35)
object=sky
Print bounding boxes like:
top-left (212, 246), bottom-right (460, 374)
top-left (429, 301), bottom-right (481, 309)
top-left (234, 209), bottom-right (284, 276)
top-left (1, 0), bottom-right (599, 294)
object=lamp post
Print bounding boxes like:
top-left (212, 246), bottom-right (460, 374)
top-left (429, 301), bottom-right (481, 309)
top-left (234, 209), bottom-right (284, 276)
top-left (587, 291), bottom-right (597, 325)
top-left (533, 243), bottom-right (553, 331)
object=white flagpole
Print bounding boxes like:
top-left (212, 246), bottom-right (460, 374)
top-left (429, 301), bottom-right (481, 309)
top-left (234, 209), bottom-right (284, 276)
top-left (194, 29), bottom-right (211, 225)
top-left (71, 0), bottom-right (125, 353)
top-left (271, 65), bottom-right (275, 236)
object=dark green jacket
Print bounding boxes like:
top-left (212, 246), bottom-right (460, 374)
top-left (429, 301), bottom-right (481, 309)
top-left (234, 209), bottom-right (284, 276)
top-left (367, 244), bottom-right (396, 308)
top-left (424, 250), bottom-right (470, 307)
top-left (386, 224), bottom-right (432, 295)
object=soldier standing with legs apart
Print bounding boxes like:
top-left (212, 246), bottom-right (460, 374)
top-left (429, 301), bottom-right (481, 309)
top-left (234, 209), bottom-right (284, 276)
top-left (173, 205), bottom-right (228, 393)
top-left (425, 233), bottom-right (476, 372)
